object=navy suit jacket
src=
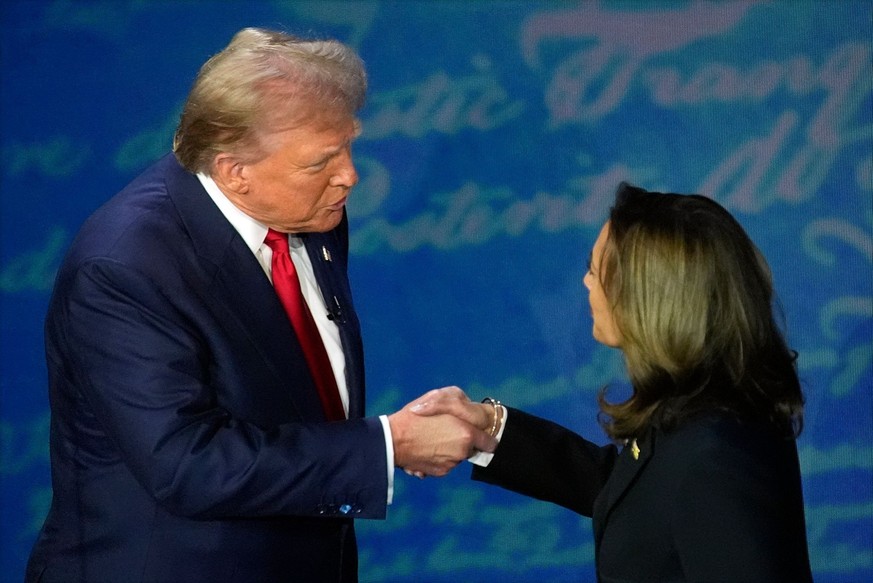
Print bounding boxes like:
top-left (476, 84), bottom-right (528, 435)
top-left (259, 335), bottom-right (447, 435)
top-left (473, 408), bottom-right (813, 582)
top-left (27, 154), bottom-right (388, 582)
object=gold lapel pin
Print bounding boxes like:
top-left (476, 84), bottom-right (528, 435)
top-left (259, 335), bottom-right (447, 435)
top-left (630, 439), bottom-right (640, 460)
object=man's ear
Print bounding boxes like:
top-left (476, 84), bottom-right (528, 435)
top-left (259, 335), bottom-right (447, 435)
top-left (212, 153), bottom-right (249, 194)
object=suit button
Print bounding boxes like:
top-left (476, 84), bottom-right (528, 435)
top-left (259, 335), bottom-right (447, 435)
top-left (317, 504), bottom-right (337, 515)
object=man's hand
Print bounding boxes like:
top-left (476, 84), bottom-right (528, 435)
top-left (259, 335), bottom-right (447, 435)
top-left (407, 386), bottom-right (493, 430)
top-left (388, 386), bottom-right (497, 477)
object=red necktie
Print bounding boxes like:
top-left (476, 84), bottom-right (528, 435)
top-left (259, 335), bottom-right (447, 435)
top-left (264, 229), bottom-right (346, 421)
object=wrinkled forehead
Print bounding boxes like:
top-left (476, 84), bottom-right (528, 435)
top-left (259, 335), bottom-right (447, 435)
top-left (253, 101), bottom-right (360, 151)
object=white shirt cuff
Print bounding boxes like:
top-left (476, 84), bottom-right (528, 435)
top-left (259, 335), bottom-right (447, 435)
top-left (468, 405), bottom-right (508, 467)
top-left (378, 415), bottom-right (395, 505)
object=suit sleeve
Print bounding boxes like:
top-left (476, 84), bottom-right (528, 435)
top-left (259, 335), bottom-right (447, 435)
top-left (50, 256), bottom-right (389, 520)
top-left (472, 408), bottom-right (618, 517)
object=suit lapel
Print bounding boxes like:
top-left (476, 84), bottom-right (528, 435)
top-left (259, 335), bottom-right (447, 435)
top-left (594, 429), bottom-right (656, 545)
top-left (301, 222), bottom-right (366, 418)
top-left (162, 155), bottom-right (327, 420)
top-left (210, 246), bottom-right (328, 420)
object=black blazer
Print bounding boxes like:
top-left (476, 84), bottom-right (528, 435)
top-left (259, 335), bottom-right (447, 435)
top-left (27, 154), bottom-right (387, 582)
top-left (473, 408), bottom-right (813, 582)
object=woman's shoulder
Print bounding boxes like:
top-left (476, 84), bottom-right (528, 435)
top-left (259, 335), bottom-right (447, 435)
top-left (648, 411), bottom-right (803, 506)
top-left (656, 411), bottom-right (794, 461)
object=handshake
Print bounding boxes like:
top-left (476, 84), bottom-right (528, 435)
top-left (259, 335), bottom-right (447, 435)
top-left (387, 386), bottom-right (503, 478)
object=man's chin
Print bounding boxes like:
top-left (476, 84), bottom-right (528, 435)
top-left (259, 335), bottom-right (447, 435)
top-left (310, 209), bottom-right (345, 233)
top-left (282, 208), bottom-right (345, 234)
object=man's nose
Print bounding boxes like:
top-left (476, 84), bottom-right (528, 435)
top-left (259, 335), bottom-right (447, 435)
top-left (330, 150), bottom-right (358, 189)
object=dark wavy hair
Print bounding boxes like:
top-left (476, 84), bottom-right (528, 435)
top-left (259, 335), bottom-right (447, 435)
top-left (596, 183), bottom-right (804, 440)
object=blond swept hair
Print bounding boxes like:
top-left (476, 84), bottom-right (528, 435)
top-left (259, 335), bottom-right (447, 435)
top-left (173, 27), bottom-right (366, 174)
top-left (597, 183), bottom-right (803, 440)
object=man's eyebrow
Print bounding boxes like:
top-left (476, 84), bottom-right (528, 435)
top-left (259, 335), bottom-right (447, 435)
top-left (314, 138), bottom-right (353, 162)
top-left (326, 127), bottom-right (360, 155)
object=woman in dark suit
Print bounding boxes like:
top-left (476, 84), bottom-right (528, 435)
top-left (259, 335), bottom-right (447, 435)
top-left (413, 183), bottom-right (813, 582)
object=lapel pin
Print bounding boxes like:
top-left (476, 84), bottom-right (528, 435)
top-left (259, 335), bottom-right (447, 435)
top-left (321, 246), bottom-right (331, 262)
top-left (630, 439), bottom-right (640, 460)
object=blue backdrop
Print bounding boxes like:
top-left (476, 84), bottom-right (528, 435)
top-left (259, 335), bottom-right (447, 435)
top-left (1, 1), bottom-right (871, 581)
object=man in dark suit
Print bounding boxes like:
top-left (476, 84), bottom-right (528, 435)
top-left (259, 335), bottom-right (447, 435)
top-left (26, 27), bottom-right (493, 583)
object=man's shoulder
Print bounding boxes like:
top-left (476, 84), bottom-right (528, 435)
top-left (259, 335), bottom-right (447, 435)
top-left (63, 155), bottom-right (198, 268)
